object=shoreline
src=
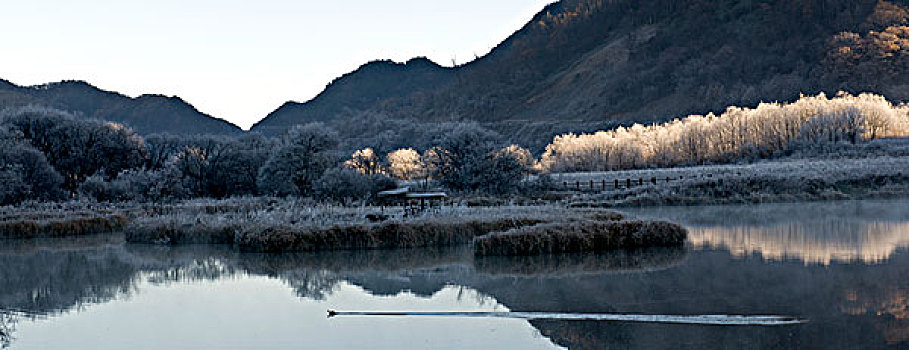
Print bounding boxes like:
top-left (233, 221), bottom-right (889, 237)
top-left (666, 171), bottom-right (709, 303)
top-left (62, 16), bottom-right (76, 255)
top-left (0, 201), bottom-right (687, 255)
top-left (5, 154), bottom-right (909, 254)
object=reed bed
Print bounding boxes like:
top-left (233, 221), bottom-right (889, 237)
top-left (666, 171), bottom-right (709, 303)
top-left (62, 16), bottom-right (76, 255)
top-left (123, 204), bottom-right (635, 253)
top-left (473, 220), bottom-right (687, 256)
top-left (234, 218), bottom-right (545, 253)
top-left (0, 215), bottom-right (128, 239)
top-left (2, 197), bottom-right (689, 256)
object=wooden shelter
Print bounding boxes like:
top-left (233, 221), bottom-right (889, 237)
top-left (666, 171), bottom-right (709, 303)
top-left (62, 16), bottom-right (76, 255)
top-left (377, 187), bottom-right (448, 214)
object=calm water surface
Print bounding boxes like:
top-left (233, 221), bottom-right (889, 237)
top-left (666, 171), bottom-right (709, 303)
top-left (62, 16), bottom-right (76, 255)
top-left (2, 199), bottom-right (909, 349)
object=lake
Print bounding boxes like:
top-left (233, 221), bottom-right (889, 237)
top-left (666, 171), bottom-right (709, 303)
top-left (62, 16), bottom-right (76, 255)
top-left (2, 199), bottom-right (909, 349)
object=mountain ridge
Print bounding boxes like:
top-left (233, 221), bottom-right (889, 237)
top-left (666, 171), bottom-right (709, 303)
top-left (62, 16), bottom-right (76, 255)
top-left (0, 79), bottom-right (242, 136)
top-left (250, 57), bottom-right (455, 135)
top-left (5, 0), bottom-right (909, 138)
top-left (252, 0), bottom-right (909, 136)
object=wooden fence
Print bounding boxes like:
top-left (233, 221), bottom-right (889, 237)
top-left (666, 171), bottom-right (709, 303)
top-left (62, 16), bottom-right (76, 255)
top-left (558, 173), bottom-right (718, 192)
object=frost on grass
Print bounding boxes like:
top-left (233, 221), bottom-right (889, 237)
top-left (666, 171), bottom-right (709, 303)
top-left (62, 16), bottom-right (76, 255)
top-left (556, 156), bottom-right (909, 206)
top-left (123, 202), bottom-right (600, 250)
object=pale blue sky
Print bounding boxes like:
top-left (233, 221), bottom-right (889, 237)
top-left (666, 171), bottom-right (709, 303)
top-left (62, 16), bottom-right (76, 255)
top-left (0, 1), bottom-right (553, 129)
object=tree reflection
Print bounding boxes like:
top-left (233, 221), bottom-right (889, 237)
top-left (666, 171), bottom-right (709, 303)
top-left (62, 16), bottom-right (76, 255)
top-left (2, 208), bottom-right (909, 350)
top-left (625, 200), bottom-right (909, 265)
top-left (0, 311), bottom-right (14, 350)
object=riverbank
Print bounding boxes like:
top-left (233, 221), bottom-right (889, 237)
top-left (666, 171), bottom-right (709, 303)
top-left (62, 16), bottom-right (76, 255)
top-left (0, 205), bottom-right (128, 239)
top-left (553, 155), bottom-right (909, 207)
top-left (473, 220), bottom-right (687, 256)
top-left (0, 199), bottom-right (686, 255)
top-left (122, 203), bottom-right (682, 254)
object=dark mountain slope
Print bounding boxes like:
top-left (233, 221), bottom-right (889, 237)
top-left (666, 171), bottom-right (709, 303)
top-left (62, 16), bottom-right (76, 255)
top-left (400, 0), bottom-right (909, 123)
top-left (251, 57), bottom-right (454, 135)
top-left (0, 80), bottom-right (241, 135)
top-left (254, 0), bottom-right (909, 136)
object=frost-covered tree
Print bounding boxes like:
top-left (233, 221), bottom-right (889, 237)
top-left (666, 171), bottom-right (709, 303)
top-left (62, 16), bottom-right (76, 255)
top-left (480, 147), bottom-right (531, 194)
top-left (0, 126), bottom-right (65, 204)
top-left (78, 166), bottom-right (189, 202)
top-left (258, 123), bottom-right (340, 196)
top-left (144, 133), bottom-right (190, 170)
top-left (425, 122), bottom-right (501, 191)
top-left (143, 133), bottom-right (273, 198)
top-left (495, 145), bottom-right (535, 172)
top-left (1, 106), bottom-right (146, 192)
top-left (344, 148), bottom-right (381, 175)
top-left (313, 167), bottom-right (395, 202)
top-left (386, 148), bottom-right (425, 180)
top-left (209, 132), bottom-right (273, 197)
top-left (540, 93), bottom-right (909, 172)
top-left (422, 122), bottom-right (527, 193)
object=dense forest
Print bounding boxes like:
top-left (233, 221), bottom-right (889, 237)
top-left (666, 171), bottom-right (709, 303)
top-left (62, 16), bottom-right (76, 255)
top-left (0, 106), bottom-right (535, 205)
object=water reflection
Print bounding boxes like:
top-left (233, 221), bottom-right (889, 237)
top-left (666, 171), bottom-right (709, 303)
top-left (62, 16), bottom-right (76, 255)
top-left (0, 312), bottom-right (13, 349)
top-left (622, 200), bottom-right (909, 265)
top-left (0, 237), bottom-right (684, 349)
top-left (473, 247), bottom-right (686, 276)
top-left (1, 200), bottom-right (909, 349)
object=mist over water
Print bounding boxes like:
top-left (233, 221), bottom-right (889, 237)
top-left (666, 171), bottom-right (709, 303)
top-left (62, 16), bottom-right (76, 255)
top-left (1, 199), bottom-right (909, 349)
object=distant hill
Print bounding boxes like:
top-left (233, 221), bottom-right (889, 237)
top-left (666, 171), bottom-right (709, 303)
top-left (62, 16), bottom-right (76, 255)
top-left (252, 0), bottom-right (909, 136)
top-left (251, 57), bottom-right (454, 135)
top-left (0, 80), bottom-right (241, 136)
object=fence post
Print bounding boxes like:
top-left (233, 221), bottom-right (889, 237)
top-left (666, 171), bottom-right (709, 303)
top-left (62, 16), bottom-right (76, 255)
top-left (639, 178), bottom-right (643, 186)
top-left (614, 179), bottom-right (619, 189)
top-left (576, 181), bottom-right (580, 190)
top-left (651, 177), bottom-right (656, 185)
top-left (626, 178), bottom-right (632, 188)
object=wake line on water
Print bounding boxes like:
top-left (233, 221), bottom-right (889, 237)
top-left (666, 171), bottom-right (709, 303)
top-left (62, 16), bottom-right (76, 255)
top-left (327, 310), bottom-right (806, 326)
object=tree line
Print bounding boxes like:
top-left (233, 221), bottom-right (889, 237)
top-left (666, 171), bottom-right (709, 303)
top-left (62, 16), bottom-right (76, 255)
top-left (540, 93), bottom-right (909, 172)
top-left (2, 92), bottom-right (906, 205)
top-left (0, 106), bottom-right (534, 205)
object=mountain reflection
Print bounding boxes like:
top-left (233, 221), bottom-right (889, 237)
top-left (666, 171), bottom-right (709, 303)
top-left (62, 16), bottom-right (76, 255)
top-left (623, 200), bottom-right (909, 265)
top-left (0, 237), bottom-right (683, 349)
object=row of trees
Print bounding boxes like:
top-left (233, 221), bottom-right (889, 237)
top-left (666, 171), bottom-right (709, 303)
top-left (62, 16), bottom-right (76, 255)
top-left (343, 123), bottom-right (535, 193)
top-left (3, 92), bottom-right (907, 205)
top-left (540, 93), bottom-right (909, 172)
top-left (0, 106), bottom-right (532, 205)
